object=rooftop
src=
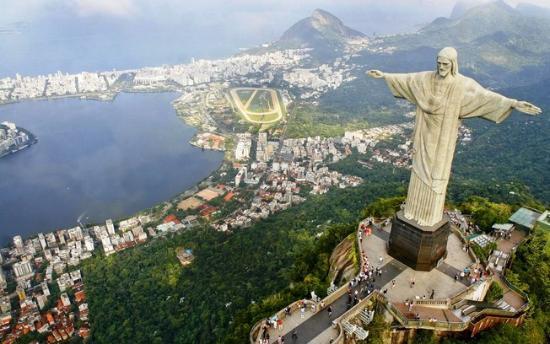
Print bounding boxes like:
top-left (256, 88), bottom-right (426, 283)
top-left (509, 207), bottom-right (542, 230)
top-left (176, 247), bottom-right (194, 266)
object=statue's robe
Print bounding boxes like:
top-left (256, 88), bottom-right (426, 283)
top-left (384, 71), bottom-right (515, 226)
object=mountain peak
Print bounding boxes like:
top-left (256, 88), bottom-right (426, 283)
top-left (422, 0), bottom-right (519, 35)
top-left (453, 0), bottom-right (515, 19)
top-left (276, 9), bottom-right (364, 56)
top-left (484, 0), bottom-right (515, 13)
top-left (450, 0), bottom-right (486, 19)
top-left (311, 9), bottom-right (341, 24)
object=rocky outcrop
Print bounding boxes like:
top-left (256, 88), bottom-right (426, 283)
top-left (328, 234), bottom-right (357, 285)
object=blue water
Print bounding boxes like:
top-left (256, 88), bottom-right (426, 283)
top-left (0, 93), bottom-right (223, 244)
top-left (0, 11), bottom-right (257, 78)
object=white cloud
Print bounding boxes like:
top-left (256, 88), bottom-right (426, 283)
top-left (71, 0), bottom-right (138, 17)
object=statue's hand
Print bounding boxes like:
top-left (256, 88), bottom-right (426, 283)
top-left (514, 100), bottom-right (542, 116)
top-left (367, 70), bottom-right (384, 79)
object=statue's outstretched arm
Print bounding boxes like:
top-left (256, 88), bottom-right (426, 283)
top-left (366, 70), bottom-right (384, 79)
top-left (513, 100), bottom-right (542, 116)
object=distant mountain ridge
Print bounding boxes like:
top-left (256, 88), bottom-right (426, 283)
top-left (421, 1), bottom-right (526, 42)
top-left (450, 0), bottom-right (483, 19)
top-left (368, 0), bottom-right (550, 87)
top-left (320, 0), bottom-right (550, 129)
top-left (274, 9), bottom-right (365, 55)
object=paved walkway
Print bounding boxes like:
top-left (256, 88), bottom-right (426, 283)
top-left (394, 303), bottom-right (461, 322)
top-left (371, 225), bottom-right (390, 241)
top-left (496, 229), bottom-right (526, 254)
top-left (258, 306), bottom-right (316, 343)
top-left (436, 262), bottom-right (468, 286)
top-left (492, 273), bottom-right (526, 311)
top-left (307, 326), bottom-right (339, 344)
top-left (278, 260), bottom-right (405, 344)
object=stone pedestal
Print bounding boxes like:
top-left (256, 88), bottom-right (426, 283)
top-left (388, 210), bottom-right (450, 271)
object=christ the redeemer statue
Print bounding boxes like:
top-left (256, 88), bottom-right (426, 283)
top-left (366, 47), bottom-right (541, 270)
top-left (368, 47), bottom-right (541, 227)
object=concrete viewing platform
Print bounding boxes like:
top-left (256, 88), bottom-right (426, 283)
top-left (251, 217), bottom-right (530, 344)
top-left (367, 221), bottom-right (475, 304)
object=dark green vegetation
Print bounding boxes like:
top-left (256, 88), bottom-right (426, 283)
top-left (458, 196), bottom-right (513, 231)
top-left (450, 78), bottom-right (550, 205)
top-left (362, 196), bottom-right (405, 219)
top-left (361, 310), bottom-right (390, 344)
top-left (83, 164), bottom-right (406, 344)
top-left (318, 71), bottom-right (412, 126)
top-left (285, 72), bottom-right (411, 138)
top-left (14, 333), bottom-right (49, 344)
top-left (470, 241), bottom-right (497, 265)
top-left (484, 282), bottom-right (504, 303)
top-left (285, 103), bottom-right (371, 138)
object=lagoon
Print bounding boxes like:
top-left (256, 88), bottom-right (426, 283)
top-left (0, 92), bottom-right (223, 245)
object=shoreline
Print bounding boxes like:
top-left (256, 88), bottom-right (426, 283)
top-left (0, 125), bottom-right (38, 159)
top-left (1, 157), bottom-right (225, 248)
top-left (0, 87), bottom-right (183, 106)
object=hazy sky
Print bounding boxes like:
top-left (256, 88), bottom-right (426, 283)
top-left (1, 0), bottom-right (549, 76)
top-left (2, 1), bottom-right (550, 34)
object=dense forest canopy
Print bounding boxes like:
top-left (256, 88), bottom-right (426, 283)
top-left (84, 152), bottom-right (548, 342)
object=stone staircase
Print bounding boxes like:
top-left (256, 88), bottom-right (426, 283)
top-left (453, 301), bottom-right (476, 321)
top-left (342, 321), bottom-right (369, 340)
top-left (495, 299), bottom-right (516, 312)
top-left (359, 309), bottom-right (374, 325)
top-left (327, 284), bottom-right (338, 295)
top-left (453, 297), bottom-right (516, 323)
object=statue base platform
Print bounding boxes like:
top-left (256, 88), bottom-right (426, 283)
top-left (388, 210), bottom-right (450, 271)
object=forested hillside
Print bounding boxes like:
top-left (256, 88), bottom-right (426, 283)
top-left (83, 165), bottom-right (407, 343)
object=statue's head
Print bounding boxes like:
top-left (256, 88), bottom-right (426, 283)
top-left (437, 47), bottom-right (458, 78)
